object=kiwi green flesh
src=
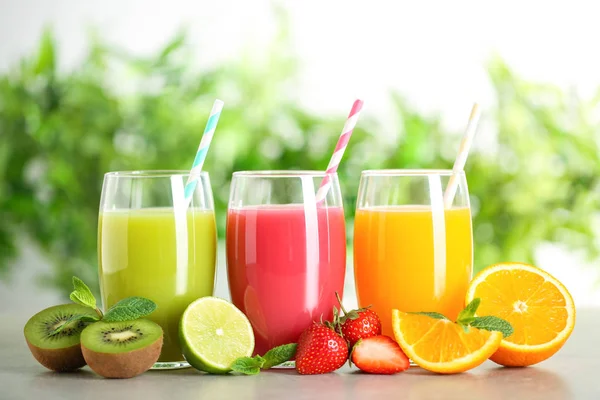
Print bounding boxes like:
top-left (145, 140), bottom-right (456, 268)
top-left (24, 304), bottom-right (97, 349)
top-left (80, 319), bottom-right (163, 354)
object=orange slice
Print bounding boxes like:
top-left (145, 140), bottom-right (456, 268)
top-left (391, 310), bottom-right (503, 374)
top-left (466, 262), bottom-right (575, 367)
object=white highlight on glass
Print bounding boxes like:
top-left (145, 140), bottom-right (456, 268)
top-left (171, 175), bottom-right (189, 296)
top-left (429, 174), bottom-right (447, 300)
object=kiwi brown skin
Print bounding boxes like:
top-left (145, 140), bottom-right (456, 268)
top-left (25, 340), bottom-right (86, 372)
top-left (82, 335), bottom-right (163, 379)
top-left (23, 304), bottom-right (97, 372)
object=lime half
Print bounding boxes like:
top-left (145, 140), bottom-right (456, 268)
top-left (179, 296), bottom-right (254, 374)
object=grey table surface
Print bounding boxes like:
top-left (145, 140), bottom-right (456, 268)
top-left (2, 309), bottom-right (599, 400)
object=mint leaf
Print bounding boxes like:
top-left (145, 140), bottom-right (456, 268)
top-left (470, 316), bottom-right (514, 338)
top-left (457, 298), bottom-right (481, 325)
top-left (407, 300), bottom-right (513, 340)
top-left (262, 343), bottom-right (297, 369)
top-left (410, 312), bottom-right (449, 320)
top-left (231, 356), bottom-right (265, 375)
top-left (458, 316), bottom-right (476, 325)
top-left (231, 344), bottom-right (297, 374)
top-left (103, 297), bottom-right (157, 322)
top-left (69, 277), bottom-right (97, 310)
top-left (50, 314), bottom-right (99, 335)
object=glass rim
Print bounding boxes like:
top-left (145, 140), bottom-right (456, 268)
top-left (103, 170), bottom-right (209, 178)
top-left (232, 170), bottom-right (337, 178)
top-left (361, 169), bottom-right (465, 177)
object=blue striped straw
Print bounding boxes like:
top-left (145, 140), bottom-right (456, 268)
top-left (184, 99), bottom-right (224, 204)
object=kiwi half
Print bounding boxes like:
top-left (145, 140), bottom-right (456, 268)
top-left (24, 304), bottom-right (98, 372)
top-left (80, 319), bottom-right (163, 378)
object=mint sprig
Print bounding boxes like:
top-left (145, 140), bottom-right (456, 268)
top-left (456, 298), bottom-right (480, 326)
top-left (415, 298), bottom-right (513, 338)
top-left (470, 316), bottom-right (514, 338)
top-left (231, 343), bottom-right (297, 375)
top-left (262, 343), bottom-right (297, 369)
top-left (70, 277), bottom-right (103, 318)
top-left (230, 355), bottom-right (265, 375)
top-left (103, 297), bottom-right (157, 322)
top-left (410, 311), bottom-right (449, 320)
top-left (455, 298), bottom-right (480, 332)
top-left (64, 276), bottom-right (158, 325)
top-left (49, 276), bottom-right (159, 335)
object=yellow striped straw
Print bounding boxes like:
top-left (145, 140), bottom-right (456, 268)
top-left (443, 103), bottom-right (481, 208)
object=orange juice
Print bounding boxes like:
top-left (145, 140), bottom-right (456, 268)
top-left (354, 205), bottom-right (472, 336)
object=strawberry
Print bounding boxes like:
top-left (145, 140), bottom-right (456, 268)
top-left (295, 322), bottom-right (348, 375)
top-left (351, 335), bottom-right (410, 374)
top-left (334, 293), bottom-right (382, 347)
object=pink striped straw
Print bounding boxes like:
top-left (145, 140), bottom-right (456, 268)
top-left (315, 99), bottom-right (364, 203)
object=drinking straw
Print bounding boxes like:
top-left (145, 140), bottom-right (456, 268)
top-left (184, 99), bottom-right (224, 204)
top-left (442, 103), bottom-right (481, 208)
top-left (315, 99), bottom-right (364, 203)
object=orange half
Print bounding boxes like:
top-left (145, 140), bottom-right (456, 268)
top-left (466, 262), bottom-right (576, 367)
top-left (391, 310), bottom-right (503, 374)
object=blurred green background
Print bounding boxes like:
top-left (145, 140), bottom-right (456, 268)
top-left (1, 28), bottom-right (599, 297)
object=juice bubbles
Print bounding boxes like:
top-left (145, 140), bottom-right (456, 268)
top-left (227, 205), bottom-right (346, 355)
top-left (99, 208), bottom-right (217, 362)
top-left (354, 206), bottom-right (473, 336)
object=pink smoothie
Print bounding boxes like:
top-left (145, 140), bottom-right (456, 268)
top-left (227, 204), bottom-right (346, 355)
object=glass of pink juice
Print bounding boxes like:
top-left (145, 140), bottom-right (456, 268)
top-left (227, 171), bottom-right (346, 358)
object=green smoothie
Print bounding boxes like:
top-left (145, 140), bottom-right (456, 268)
top-left (98, 208), bottom-right (216, 362)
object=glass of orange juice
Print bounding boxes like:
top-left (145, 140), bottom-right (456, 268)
top-left (353, 170), bottom-right (473, 336)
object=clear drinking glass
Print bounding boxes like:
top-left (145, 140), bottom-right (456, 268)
top-left (353, 170), bottom-right (473, 336)
top-left (226, 171), bottom-right (347, 359)
top-left (98, 170), bottom-right (217, 369)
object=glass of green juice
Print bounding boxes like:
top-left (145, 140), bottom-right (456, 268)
top-left (98, 170), bottom-right (217, 369)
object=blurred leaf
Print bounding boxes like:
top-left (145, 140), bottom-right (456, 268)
top-left (34, 27), bottom-right (56, 76)
top-left (156, 29), bottom-right (186, 65)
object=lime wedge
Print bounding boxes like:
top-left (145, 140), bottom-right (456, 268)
top-left (179, 296), bottom-right (254, 374)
